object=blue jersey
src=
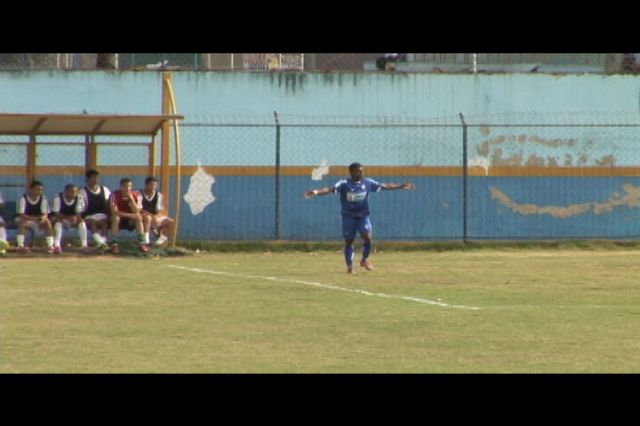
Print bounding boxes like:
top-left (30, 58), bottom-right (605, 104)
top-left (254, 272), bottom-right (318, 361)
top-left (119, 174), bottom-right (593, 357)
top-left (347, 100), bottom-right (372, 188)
top-left (333, 178), bottom-right (382, 217)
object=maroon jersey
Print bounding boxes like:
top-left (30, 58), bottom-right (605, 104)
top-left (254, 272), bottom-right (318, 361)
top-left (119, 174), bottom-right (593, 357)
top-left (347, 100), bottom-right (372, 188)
top-left (110, 190), bottom-right (142, 213)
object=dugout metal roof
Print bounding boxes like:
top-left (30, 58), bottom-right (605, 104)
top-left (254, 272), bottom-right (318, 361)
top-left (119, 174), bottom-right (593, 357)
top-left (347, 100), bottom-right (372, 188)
top-left (0, 113), bottom-right (184, 136)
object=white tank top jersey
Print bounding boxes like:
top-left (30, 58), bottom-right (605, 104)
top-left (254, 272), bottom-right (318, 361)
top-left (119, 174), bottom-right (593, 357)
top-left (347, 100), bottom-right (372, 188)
top-left (141, 190), bottom-right (164, 214)
top-left (52, 194), bottom-right (85, 215)
top-left (80, 185), bottom-right (111, 205)
top-left (17, 194), bottom-right (50, 216)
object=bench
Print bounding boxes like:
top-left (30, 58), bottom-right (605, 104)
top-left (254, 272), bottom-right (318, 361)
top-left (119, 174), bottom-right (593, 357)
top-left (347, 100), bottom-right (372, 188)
top-left (1, 201), bottom-right (139, 245)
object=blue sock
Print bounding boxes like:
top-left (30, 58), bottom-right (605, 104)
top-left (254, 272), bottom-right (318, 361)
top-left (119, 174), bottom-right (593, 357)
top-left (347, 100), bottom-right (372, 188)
top-left (362, 240), bottom-right (372, 260)
top-left (344, 245), bottom-right (354, 267)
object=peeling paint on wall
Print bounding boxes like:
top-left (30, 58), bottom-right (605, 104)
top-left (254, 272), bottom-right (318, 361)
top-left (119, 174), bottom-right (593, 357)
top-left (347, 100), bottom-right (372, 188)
top-left (311, 159), bottom-right (330, 181)
top-left (490, 148), bottom-right (523, 166)
top-left (490, 183), bottom-right (640, 218)
top-left (564, 154), bottom-right (573, 166)
top-left (476, 133), bottom-right (578, 156)
top-left (577, 153), bottom-right (589, 166)
top-left (592, 183), bottom-right (640, 214)
top-left (468, 156), bottom-right (491, 175)
top-left (595, 155), bottom-right (615, 167)
top-left (525, 154), bottom-right (545, 166)
top-left (528, 135), bottom-right (578, 148)
top-left (546, 156), bottom-right (559, 167)
top-left (474, 128), bottom-right (617, 168)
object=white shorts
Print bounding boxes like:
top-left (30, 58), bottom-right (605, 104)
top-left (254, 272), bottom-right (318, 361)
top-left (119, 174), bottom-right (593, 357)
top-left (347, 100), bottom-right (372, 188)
top-left (150, 215), bottom-right (169, 229)
top-left (84, 213), bottom-right (108, 222)
top-left (58, 218), bottom-right (83, 229)
top-left (14, 217), bottom-right (45, 230)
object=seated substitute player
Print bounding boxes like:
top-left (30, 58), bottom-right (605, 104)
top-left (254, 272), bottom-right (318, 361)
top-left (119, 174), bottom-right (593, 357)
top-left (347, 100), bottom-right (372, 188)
top-left (16, 180), bottom-right (55, 254)
top-left (0, 190), bottom-right (8, 254)
top-left (80, 169), bottom-right (111, 251)
top-left (304, 162), bottom-right (415, 273)
top-left (140, 176), bottom-right (175, 247)
top-left (51, 183), bottom-right (90, 254)
top-left (109, 177), bottom-right (149, 254)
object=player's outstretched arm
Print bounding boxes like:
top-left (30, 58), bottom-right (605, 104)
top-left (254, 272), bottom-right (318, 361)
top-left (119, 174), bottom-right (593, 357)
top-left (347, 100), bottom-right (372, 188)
top-left (380, 182), bottom-right (416, 191)
top-left (304, 187), bottom-right (333, 199)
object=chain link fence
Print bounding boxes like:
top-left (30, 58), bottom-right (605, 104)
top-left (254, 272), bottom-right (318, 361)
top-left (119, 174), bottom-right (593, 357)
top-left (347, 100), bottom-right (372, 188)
top-left (0, 134), bottom-right (154, 196)
top-left (464, 120), bottom-right (640, 239)
top-left (0, 136), bottom-right (28, 191)
top-left (2, 113), bottom-right (640, 241)
top-left (3, 53), bottom-right (637, 72)
top-left (0, 53), bottom-right (308, 71)
top-left (175, 113), bottom-right (640, 241)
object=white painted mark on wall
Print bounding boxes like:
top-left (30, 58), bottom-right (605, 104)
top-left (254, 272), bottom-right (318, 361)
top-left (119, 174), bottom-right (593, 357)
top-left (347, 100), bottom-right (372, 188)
top-left (311, 159), bottom-right (330, 181)
top-left (183, 162), bottom-right (216, 215)
top-left (167, 264), bottom-right (483, 310)
top-left (468, 156), bottom-right (491, 176)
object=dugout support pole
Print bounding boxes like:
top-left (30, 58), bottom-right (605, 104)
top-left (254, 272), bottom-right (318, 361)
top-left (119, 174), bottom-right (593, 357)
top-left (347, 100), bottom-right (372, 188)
top-left (164, 76), bottom-right (182, 247)
top-left (161, 73), bottom-right (172, 231)
top-left (149, 135), bottom-right (157, 178)
top-left (85, 135), bottom-right (97, 172)
top-left (26, 135), bottom-right (36, 184)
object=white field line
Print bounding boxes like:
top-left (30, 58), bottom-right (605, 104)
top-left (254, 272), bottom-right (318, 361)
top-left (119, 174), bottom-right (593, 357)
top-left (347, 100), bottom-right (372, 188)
top-left (167, 265), bottom-right (483, 311)
top-left (484, 304), bottom-right (619, 310)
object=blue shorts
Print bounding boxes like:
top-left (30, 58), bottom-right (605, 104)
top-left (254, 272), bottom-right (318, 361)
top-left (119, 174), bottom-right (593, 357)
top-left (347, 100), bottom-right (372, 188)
top-left (341, 215), bottom-right (372, 240)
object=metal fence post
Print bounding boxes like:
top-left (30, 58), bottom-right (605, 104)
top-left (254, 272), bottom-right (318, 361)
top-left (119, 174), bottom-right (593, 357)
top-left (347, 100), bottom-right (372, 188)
top-left (273, 111), bottom-right (281, 240)
top-left (459, 112), bottom-right (469, 243)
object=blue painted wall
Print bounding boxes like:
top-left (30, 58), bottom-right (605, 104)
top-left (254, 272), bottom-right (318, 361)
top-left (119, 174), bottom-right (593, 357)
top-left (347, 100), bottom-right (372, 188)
top-left (469, 177), bottom-right (640, 239)
top-left (7, 175), bottom-right (640, 240)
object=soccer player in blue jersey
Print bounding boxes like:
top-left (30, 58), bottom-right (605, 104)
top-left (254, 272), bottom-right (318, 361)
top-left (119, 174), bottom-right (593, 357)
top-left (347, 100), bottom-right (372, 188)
top-left (304, 162), bottom-right (415, 273)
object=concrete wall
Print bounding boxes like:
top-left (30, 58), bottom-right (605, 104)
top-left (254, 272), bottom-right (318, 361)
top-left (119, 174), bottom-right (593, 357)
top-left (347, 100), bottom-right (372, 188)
top-left (2, 71), bottom-right (639, 118)
top-left (2, 71), bottom-right (640, 240)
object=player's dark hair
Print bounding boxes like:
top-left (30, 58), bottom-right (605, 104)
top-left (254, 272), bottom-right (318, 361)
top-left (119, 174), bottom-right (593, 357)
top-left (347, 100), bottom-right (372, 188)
top-left (64, 183), bottom-right (77, 192)
top-left (348, 162), bottom-right (362, 172)
top-left (29, 180), bottom-right (44, 189)
top-left (85, 169), bottom-right (99, 179)
top-left (145, 176), bottom-right (158, 185)
top-left (120, 178), bottom-right (132, 186)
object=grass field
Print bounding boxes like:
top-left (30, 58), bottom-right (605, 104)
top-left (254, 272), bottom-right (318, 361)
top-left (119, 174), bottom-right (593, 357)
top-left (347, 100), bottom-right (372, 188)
top-left (2, 247), bottom-right (640, 373)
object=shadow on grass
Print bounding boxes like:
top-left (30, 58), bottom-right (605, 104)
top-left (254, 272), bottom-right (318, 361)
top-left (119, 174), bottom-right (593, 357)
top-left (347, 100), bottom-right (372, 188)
top-left (0, 239), bottom-right (188, 259)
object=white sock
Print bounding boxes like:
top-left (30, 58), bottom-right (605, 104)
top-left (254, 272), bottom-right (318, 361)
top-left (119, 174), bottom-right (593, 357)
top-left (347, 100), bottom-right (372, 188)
top-left (17, 234), bottom-right (25, 247)
top-left (46, 236), bottom-right (54, 248)
top-left (0, 227), bottom-right (6, 242)
top-left (155, 235), bottom-right (168, 246)
top-left (54, 222), bottom-right (63, 247)
top-left (78, 222), bottom-right (88, 247)
top-left (100, 234), bottom-right (108, 245)
top-left (143, 232), bottom-right (150, 245)
top-left (93, 233), bottom-right (102, 245)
